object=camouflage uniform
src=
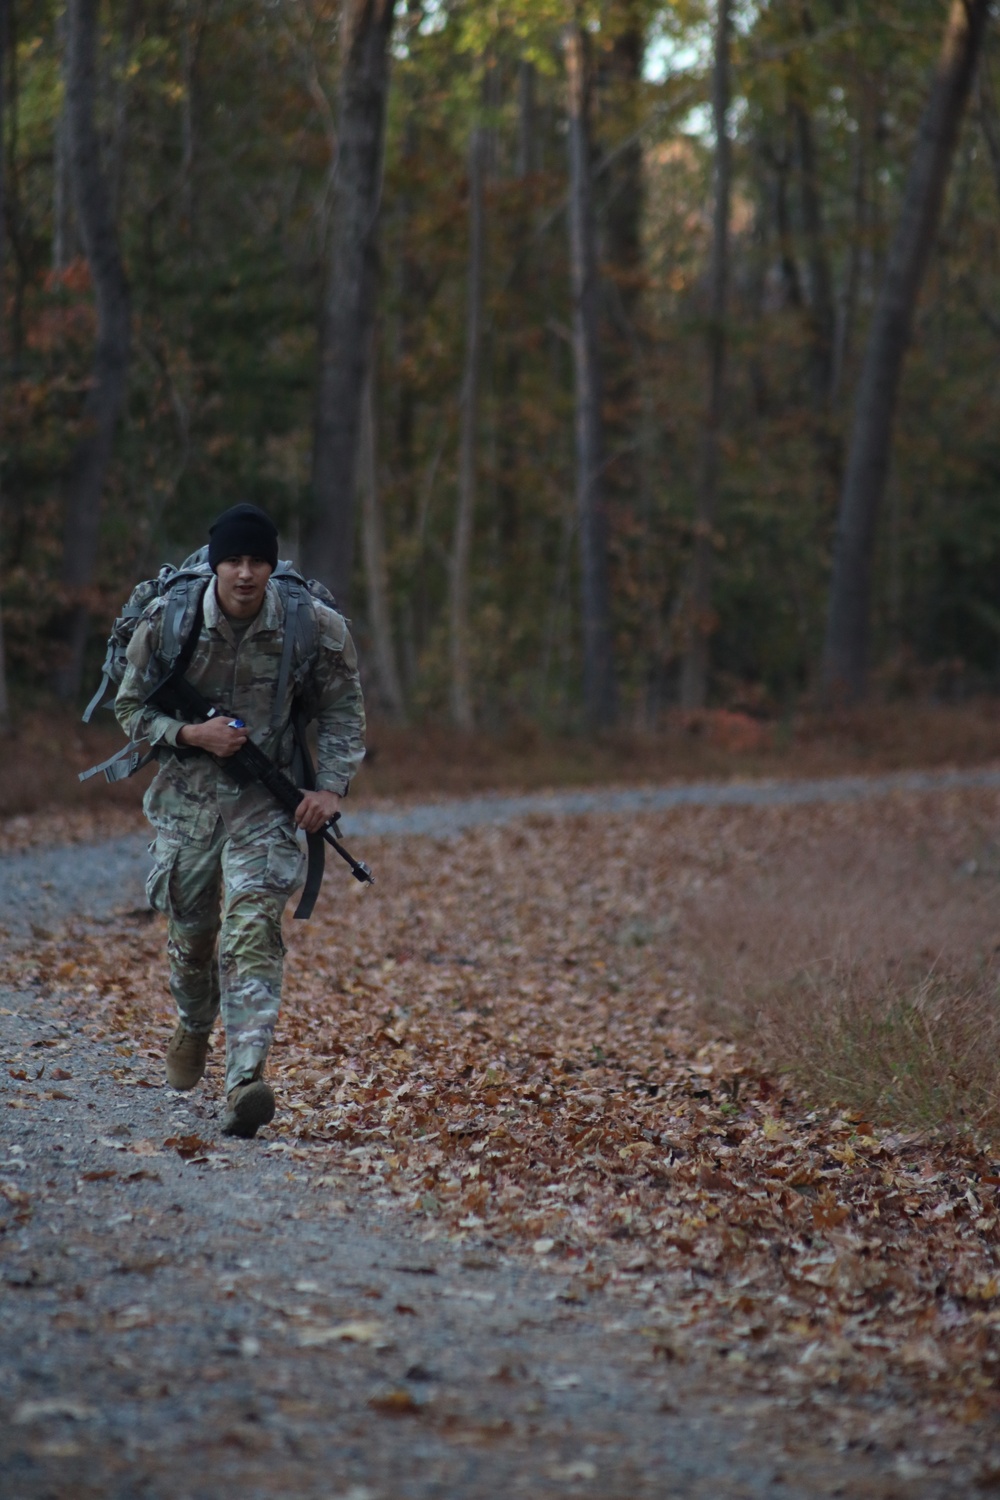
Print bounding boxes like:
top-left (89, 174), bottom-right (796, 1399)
top-left (115, 577), bottom-right (365, 1093)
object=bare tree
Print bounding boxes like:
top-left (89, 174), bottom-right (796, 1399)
top-left (449, 115), bottom-right (486, 732)
top-left (565, 18), bottom-right (616, 727)
top-left (104, 1), bottom-right (139, 223)
top-left (787, 5), bottom-right (836, 410)
top-left (822, 0), bottom-right (991, 700)
top-left (792, 100), bottom-right (835, 407)
top-left (53, 3), bottom-right (78, 273)
top-left (517, 59), bottom-right (536, 178)
top-left (0, 0), bottom-right (10, 733)
top-left (680, 0), bottom-right (731, 710)
top-left (53, 0), bottom-right (132, 701)
top-left (601, 2), bottom-right (645, 552)
top-left (360, 359), bottom-right (406, 722)
top-left (831, 91), bottom-right (869, 404)
top-left (307, 0), bottom-right (396, 606)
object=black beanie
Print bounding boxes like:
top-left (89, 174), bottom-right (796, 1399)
top-left (207, 503), bottom-right (279, 572)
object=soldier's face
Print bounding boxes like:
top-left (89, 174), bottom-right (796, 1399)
top-left (216, 555), bottom-right (273, 619)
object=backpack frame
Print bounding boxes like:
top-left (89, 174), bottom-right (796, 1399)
top-left (80, 547), bottom-right (336, 784)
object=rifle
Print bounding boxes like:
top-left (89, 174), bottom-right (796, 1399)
top-left (145, 669), bottom-right (374, 915)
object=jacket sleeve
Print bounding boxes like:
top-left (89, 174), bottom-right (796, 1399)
top-left (114, 602), bottom-right (188, 750)
top-left (311, 607), bottom-right (367, 795)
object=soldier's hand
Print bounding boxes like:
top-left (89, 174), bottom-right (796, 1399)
top-left (295, 789), bottom-right (342, 834)
top-left (177, 719), bottom-right (248, 758)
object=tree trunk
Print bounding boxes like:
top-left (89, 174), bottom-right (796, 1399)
top-left (601, 2), bottom-right (645, 583)
top-left (517, 59), bottom-right (536, 178)
top-left (53, 0), bottom-right (132, 701)
top-left (53, 4), bottom-right (78, 273)
top-left (0, 0), bottom-right (10, 733)
top-left (307, 0), bottom-right (396, 607)
top-left (107, 0), bottom-right (139, 224)
top-left (449, 116), bottom-right (485, 732)
top-left (5, 3), bottom-right (27, 364)
top-left (565, 19), bottom-right (616, 728)
top-left (822, 0), bottom-right (991, 701)
top-left (772, 132), bottom-right (803, 310)
top-left (603, 8), bottom-right (645, 337)
top-left (788, 5), bottom-right (835, 408)
top-left (792, 100), bottom-right (835, 407)
top-left (360, 358), bottom-right (406, 723)
top-left (832, 104), bottom-right (867, 404)
top-left (680, 0), bottom-right (731, 711)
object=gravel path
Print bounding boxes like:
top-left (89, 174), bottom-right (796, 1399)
top-left (4, 768), bottom-right (999, 1496)
top-left (4, 764), bottom-right (1000, 940)
top-left (0, 995), bottom-right (967, 1499)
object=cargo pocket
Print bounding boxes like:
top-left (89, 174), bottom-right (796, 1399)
top-left (145, 837), bottom-right (182, 915)
top-left (264, 832), bottom-right (307, 896)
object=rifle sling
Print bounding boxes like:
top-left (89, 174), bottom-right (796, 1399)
top-left (294, 832), bottom-right (325, 920)
top-left (290, 700), bottom-right (323, 919)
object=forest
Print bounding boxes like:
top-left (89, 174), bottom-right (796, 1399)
top-left (7, 7), bottom-right (1000, 1483)
top-left (0, 0), bottom-right (998, 734)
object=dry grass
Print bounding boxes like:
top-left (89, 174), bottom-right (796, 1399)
top-left (684, 792), bottom-right (1000, 1135)
top-left (748, 964), bottom-right (1000, 1129)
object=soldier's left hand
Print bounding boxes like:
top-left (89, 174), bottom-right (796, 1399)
top-left (295, 789), bottom-right (342, 834)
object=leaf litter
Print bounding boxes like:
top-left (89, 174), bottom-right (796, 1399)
top-left (7, 787), bottom-right (1000, 1458)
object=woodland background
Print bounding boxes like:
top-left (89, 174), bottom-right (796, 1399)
top-left (6, 4), bottom-right (1000, 1448)
top-left (0, 0), bottom-right (999, 738)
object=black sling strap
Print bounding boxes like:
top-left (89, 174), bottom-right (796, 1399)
top-left (291, 707), bottom-right (325, 921)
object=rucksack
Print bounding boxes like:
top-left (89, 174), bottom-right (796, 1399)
top-left (80, 547), bottom-right (337, 784)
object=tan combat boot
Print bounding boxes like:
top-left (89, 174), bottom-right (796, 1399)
top-left (165, 1025), bottom-right (211, 1090)
top-left (220, 1075), bottom-right (276, 1140)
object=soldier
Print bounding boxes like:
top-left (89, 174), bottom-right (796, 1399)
top-left (115, 503), bottom-right (365, 1139)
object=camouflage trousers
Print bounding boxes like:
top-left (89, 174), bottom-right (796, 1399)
top-left (145, 817), bottom-right (305, 1093)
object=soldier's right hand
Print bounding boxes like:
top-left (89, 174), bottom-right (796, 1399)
top-left (177, 719), bottom-right (249, 758)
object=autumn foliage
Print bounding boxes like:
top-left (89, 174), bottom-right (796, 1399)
top-left (4, 3), bottom-right (1000, 718)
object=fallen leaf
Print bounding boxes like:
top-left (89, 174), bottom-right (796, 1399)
top-left (549, 1460), bottom-right (597, 1481)
top-left (13, 1398), bottom-right (95, 1424)
top-left (296, 1320), bottom-right (386, 1348)
top-left (164, 1134), bottom-right (212, 1160)
top-left (114, 1305), bottom-right (153, 1329)
top-left (368, 1388), bottom-right (420, 1415)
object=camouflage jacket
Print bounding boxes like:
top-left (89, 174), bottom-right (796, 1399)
top-left (115, 577), bottom-right (366, 842)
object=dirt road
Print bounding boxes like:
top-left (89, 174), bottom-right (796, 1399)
top-left (4, 772), bottom-right (1000, 1497)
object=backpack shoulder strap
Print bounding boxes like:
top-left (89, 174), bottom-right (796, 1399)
top-left (172, 581), bottom-right (208, 678)
top-left (158, 574), bottom-right (210, 672)
top-left (272, 583), bottom-right (301, 731)
top-left (270, 576), bottom-right (321, 731)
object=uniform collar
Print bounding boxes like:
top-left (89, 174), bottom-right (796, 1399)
top-left (204, 576), bottom-right (282, 641)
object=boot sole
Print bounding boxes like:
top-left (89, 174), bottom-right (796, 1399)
top-left (220, 1081), bottom-right (276, 1140)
